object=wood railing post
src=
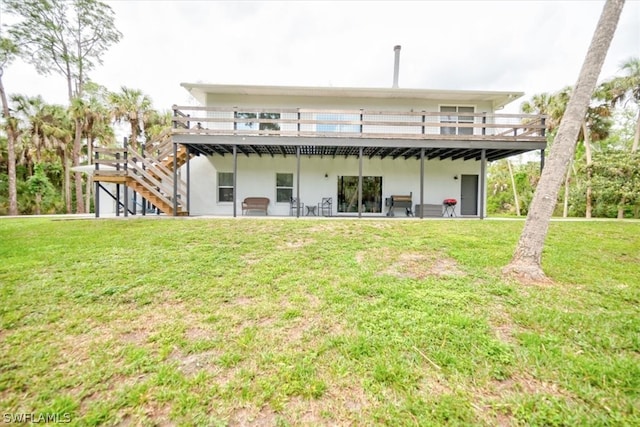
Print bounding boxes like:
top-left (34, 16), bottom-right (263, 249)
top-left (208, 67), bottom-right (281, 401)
top-left (541, 117), bottom-right (546, 138)
top-left (297, 108), bottom-right (301, 137)
top-left (421, 111), bottom-right (426, 136)
top-left (359, 109), bottom-right (364, 136)
top-left (482, 113), bottom-right (487, 136)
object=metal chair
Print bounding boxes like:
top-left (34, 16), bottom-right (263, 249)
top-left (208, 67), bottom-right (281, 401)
top-left (318, 197), bottom-right (332, 216)
top-left (290, 197), bottom-right (304, 216)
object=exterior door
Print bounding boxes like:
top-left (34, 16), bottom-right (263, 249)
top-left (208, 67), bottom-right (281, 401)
top-left (460, 175), bottom-right (479, 216)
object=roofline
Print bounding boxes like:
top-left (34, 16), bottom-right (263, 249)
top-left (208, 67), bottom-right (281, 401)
top-left (180, 83), bottom-right (524, 109)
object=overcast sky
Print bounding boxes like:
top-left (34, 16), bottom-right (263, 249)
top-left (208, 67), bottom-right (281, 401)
top-left (1, 0), bottom-right (639, 114)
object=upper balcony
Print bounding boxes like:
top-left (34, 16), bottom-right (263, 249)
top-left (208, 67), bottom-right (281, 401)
top-left (170, 105), bottom-right (548, 162)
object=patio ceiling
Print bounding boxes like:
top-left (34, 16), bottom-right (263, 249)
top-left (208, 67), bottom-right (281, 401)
top-left (174, 135), bottom-right (545, 163)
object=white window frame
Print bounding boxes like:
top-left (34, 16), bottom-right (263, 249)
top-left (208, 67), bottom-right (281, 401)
top-left (275, 172), bottom-right (294, 203)
top-left (439, 105), bottom-right (475, 136)
top-left (217, 172), bottom-right (234, 203)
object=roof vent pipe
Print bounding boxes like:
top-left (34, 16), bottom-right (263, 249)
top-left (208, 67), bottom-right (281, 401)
top-left (392, 45), bottom-right (401, 88)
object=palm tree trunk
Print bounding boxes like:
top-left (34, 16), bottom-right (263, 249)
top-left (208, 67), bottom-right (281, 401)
top-left (503, 0), bottom-right (625, 282)
top-left (563, 159), bottom-right (572, 218)
top-left (507, 160), bottom-right (521, 216)
top-left (63, 152), bottom-right (71, 214)
top-left (73, 121), bottom-right (85, 213)
top-left (583, 122), bottom-right (594, 218)
top-left (0, 74), bottom-right (18, 215)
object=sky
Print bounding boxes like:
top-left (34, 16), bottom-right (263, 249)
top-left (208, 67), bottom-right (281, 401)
top-left (1, 0), bottom-right (639, 114)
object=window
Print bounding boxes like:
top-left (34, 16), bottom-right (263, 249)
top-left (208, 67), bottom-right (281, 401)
top-left (316, 113), bottom-right (361, 133)
top-left (440, 106), bottom-right (475, 135)
top-left (218, 172), bottom-right (234, 202)
top-left (276, 173), bottom-right (293, 203)
top-left (236, 112), bottom-right (281, 131)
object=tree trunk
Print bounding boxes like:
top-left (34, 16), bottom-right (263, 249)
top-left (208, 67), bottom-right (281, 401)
top-left (583, 122), bottom-right (593, 218)
top-left (85, 138), bottom-right (94, 212)
top-left (503, 0), bottom-right (625, 283)
top-left (35, 192), bottom-right (42, 215)
top-left (563, 159), bottom-right (572, 218)
top-left (63, 153), bottom-right (71, 214)
top-left (632, 111), bottom-right (640, 153)
top-left (0, 73), bottom-right (18, 215)
top-left (507, 159), bottom-right (521, 216)
top-left (72, 120), bottom-right (85, 213)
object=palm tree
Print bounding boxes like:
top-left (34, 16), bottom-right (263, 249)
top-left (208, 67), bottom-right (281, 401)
top-left (504, 0), bottom-right (625, 282)
top-left (71, 93), bottom-right (114, 212)
top-left (599, 57), bottom-right (640, 152)
top-left (109, 87), bottom-right (152, 151)
top-left (0, 36), bottom-right (19, 215)
top-left (10, 95), bottom-right (52, 168)
top-left (42, 104), bottom-right (74, 213)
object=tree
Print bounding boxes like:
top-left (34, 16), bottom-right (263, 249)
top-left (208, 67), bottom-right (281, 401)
top-left (0, 37), bottom-right (19, 215)
top-left (109, 87), bottom-right (152, 152)
top-left (5, 0), bottom-right (122, 213)
top-left (600, 57), bottom-right (640, 152)
top-left (589, 149), bottom-right (640, 214)
top-left (503, 0), bottom-right (625, 282)
top-left (26, 162), bottom-right (53, 215)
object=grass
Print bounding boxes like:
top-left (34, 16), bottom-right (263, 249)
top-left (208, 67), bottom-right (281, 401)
top-left (0, 217), bottom-right (639, 426)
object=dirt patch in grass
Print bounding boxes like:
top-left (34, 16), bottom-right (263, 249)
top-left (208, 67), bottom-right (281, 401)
top-left (279, 237), bottom-right (316, 249)
top-left (229, 405), bottom-right (277, 426)
top-left (357, 248), bottom-right (465, 279)
top-left (169, 348), bottom-right (220, 376)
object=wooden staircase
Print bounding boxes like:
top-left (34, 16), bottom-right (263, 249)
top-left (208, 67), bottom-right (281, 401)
top-left (93, 132), bottom-right (191, 216)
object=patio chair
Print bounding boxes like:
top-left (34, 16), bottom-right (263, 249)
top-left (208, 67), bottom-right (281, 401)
top-left (290, 197), bottom-right (304, 216)
top-left (318, 197), bottom-right (333, 216)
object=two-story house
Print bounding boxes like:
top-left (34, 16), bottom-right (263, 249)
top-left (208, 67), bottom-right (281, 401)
top-left (93, 83), bottom-right (547, 218)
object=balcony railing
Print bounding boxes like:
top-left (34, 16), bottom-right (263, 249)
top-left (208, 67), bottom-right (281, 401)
top-left (171, 105), bottom-right (547, 142)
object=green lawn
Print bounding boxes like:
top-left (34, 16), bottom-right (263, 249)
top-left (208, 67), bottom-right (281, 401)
top-left (1, 217), bottom-right (638, 426)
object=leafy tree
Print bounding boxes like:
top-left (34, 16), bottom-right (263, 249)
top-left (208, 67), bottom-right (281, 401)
top-left (26, 162), bottom-right (53, 214)
top-left (0, 36), bottom-right (19, 215)
top-left (589, 149), bottom-right (640, 216)
top-left (504, 0), bottom-right (625, 283)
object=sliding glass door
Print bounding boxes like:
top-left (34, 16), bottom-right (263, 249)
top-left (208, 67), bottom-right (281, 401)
top-left (337, 176), bottom-right (382, 213)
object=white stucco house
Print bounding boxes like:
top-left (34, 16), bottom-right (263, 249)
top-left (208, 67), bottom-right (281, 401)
top-left (93, 83), bottom-right (547, 218)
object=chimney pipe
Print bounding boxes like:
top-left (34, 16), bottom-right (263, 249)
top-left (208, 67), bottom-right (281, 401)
top-left (392, 45), bottom-right (401, 88)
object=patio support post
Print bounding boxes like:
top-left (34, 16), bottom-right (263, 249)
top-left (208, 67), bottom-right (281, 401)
top-left (540, 149), bottom-right (545, 172)
top-left (173, 140), bottom-right (178, 217)
top-left (186, 146), bottom-right (191, 215)
top-left (233, 145), bottom-right (237, 217)
top-left (296, 145), bottom-right (301, 218)
top-left (94, 150), bottom-right (100, 218)
top-left (123, 137), bottom-right (128, 218)
top-left (480, 149), bottom-right (486, 220)
top-left (358, 146), bottom-right (363, 218)
top-left (420, 148), bottom-right (425, 219)
top-left (141, 143), bottom-right (146, 216)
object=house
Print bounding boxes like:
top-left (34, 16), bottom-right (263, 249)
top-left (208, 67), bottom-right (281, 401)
top-left (93, 84), bottom-right (547, 218)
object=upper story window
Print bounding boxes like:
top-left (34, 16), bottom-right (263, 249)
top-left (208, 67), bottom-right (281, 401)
top-left (316, 113), bottom-right (360, 133)
top-left (236, 112), bottom-right (280, 131)
top-left (440, 106), bottom-right (474, 135)
top-left (218, 172), bottom-right (234, 202)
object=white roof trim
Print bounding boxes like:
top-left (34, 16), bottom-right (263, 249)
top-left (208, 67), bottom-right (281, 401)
top-left (180, 83), bottom-right (524, 110)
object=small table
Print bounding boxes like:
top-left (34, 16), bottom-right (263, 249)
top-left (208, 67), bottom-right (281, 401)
top-left (305, 205), bottom-right (317, 216)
